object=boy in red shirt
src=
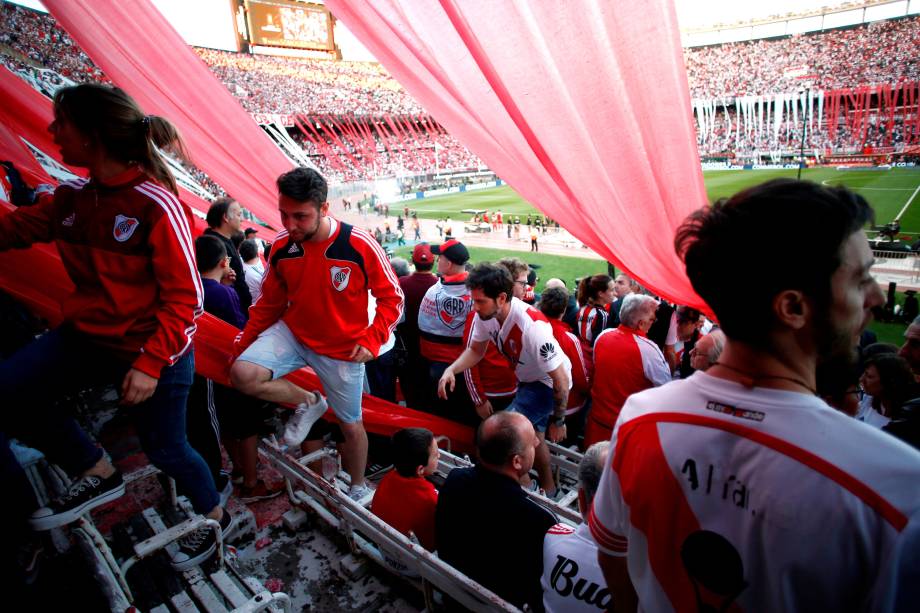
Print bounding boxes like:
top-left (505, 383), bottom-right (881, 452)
top-left (371, 428), bottom-right (439, 552)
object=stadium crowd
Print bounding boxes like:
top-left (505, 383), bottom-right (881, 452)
top-left (0, 2), bottom-right (107, 84)
top-left (2, 3), bottom-right (920, 609)
top-left (195, 47), bottom-right (424, 116)
top-left (697, 108), bottom-right (913, 155)
top-left (4, 117), bottom-right (919, 606)
top-left (3, 2), bottom-right (918, 177)
top-left (685, 15), bottom-right (920, 99)
top-left (290, 129), bottom-right (483, 182)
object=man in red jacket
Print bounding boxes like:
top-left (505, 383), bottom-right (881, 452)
top-left (231, 168), bottom-right (403, 501)
top-left (585, 294), bottom-right (670, 448)
top-left (539, 286), bottom-right (592, 444)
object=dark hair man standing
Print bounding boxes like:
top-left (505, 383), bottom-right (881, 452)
top-left (230, 168), bottom-right (404, 502)
top-left (589, 179), bottom-right (920, 611)
top-left (205, 196), bottom-right (252, 313)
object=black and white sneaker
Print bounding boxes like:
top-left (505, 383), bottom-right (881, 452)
top-left (30, 472), bottom-right (125, 531)
top-left (170, 509), bottom-right (236, 571)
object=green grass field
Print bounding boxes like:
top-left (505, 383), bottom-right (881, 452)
top-left (410, 168), bottom-right (920, 233)
top-left (391, 244), bottom-right (907, 344)
top-left (399, 168), bottom-right (920, 344)
top-left (391, 245), bottom-right (610, 293)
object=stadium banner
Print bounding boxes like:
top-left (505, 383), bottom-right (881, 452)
top-left (252, 112), bottom-right (297, 126)
top-left (245, 0), bottom-right (334, 51)
top-left (326, 0), bottom-right (709, 309)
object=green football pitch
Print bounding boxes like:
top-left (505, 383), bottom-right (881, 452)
top-left (409, 168), bottom-right (920, 233)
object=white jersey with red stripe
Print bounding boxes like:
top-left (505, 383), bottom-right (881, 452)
top-left (471, 297), bottom-right (570, 387)
top-left (588, 371), bottom-right (920, 612)
top-left (542, 523), bottom-right (612, 612)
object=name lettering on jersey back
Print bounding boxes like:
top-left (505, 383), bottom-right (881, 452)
top-left (549, 555), bottom-right (612, 609)
top-left (705, 401), bottom-right (765, 422)
top-left (681, 457), bottom-right (754, 514)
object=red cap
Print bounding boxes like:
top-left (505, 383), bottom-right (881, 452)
top-left (412, 243), bottom-right (434, 264)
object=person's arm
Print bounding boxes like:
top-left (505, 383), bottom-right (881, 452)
top-left (438, 341), bottom-right (488, 399)
top-left (546, 363), bottom-right (571, 442)
top-left (461, 317), bottom-right (492, 417)
top-left (639, 338), bottom-right (672, 387)
top-left (0, 185), bottom-right (58, 251)
top-left (598, 552), bottom-right (638, 612)
top-left (236, 239), bottom-right (290, 353)
top-left (355, 228), bottom-right (404, 357)
top-left (130, 200), bottom-right (202, 391)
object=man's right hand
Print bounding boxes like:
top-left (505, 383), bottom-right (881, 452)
top-left (222, 268), bottom-right (237, 286)
top-left (438, 369), bottom-right (456, 399)
top-left (475, 400), bottom-right (494, 419)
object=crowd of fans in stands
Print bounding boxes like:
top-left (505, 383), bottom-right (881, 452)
top-left (2, 60), bottom-right (920, 607)
top-left (3, 2), bottom-right (918, 174)
top-left (195, 47), bottom-right (424, 116)
top-left (289, 129), bottom-right (483, 182)
top-left (685, 15), bottom-right (920, 99)
top-left (698, 108), bottom-right (912, 155)
top-left (0, 2), bottom-right (107, 83)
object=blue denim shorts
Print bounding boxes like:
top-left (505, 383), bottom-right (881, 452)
top-left (237, 321), bottom-right (364, 423)
top-left (508, 380), bottom-right (554, 433)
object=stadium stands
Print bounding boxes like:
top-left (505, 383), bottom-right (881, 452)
top-left (1, 2), bottom-right (918, 178)
top-left (685, 16), bottom-right (920, 99)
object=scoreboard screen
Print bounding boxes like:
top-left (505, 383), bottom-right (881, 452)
top-left (245, 0), bottom-right (334, 51)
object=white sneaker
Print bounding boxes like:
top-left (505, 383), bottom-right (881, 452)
top-left (347, 482), bottom-right (375, 504)
top-left (283, 393), bottom-right (328, 447)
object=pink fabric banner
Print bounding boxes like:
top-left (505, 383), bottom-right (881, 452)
top-left (44, 0), bottom-right (290, 229)
top-left (326, 0), bottom-right (707, 307)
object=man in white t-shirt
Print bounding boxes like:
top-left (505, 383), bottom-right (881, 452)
top-left (439, 263), bottom-right (571, 495)
top-left (542, 441), bottom-right (612, 612)
top-left (590, 179), bottom-right (920, 611)
top-left (239, 238), bottom-right (265, 304)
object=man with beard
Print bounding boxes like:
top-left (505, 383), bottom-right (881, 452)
top-left (589, 180), bottom-right (920, 611)
top-left (439, 263), bottom-right (571, 496)
top-left (231, 168), bottom-right (403, 502)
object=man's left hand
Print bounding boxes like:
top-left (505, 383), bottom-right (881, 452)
top-left (547, 422), bottom-right (566, 443)
top-left (349, 344), bottom-right (374, 363)
top-left (121, 368), bottom-right (158, 405)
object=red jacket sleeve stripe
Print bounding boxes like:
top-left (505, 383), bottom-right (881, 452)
top-left (351, 228), bottom-right (404, 338)
top-left (134, 183), bottom-right (203, 363)
top-left (136, 183), bottom-right (203, 313)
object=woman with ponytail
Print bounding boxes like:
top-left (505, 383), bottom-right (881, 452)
top-left (575, 274), bottom-right (615, 348)
top-left (0, 84), bottom-right (229, 569)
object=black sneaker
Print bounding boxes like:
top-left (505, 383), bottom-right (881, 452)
top-left (170, 509), bottom-right (236, 571)
top-left (30, 472), bottom-right (125, 531)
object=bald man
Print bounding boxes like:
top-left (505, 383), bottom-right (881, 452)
top-left (436, 412), bottom-right (556, 609)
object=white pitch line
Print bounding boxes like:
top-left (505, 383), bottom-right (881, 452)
top-left (895, 183), bottom-right (920, 221)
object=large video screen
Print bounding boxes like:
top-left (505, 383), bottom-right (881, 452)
top-left (245, 0), bottom-right (333, 50)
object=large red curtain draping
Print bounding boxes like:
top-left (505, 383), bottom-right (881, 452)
top-left (43, 0), bottom-right (290, 229)
top-left (0, 66), bottom-right (214, 234)
top-left (326, 0), bottom-right (707, 308)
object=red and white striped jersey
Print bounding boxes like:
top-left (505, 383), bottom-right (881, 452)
top-left (589, 372), bottom-right (920, 612)
top-left (471, 297), bottom-right (570, 387)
